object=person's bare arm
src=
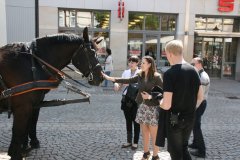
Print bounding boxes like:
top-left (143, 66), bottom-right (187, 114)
top-left (196, 85), bottom-right (204, 108)
top-left (159, 92), bottom-right (173, 110)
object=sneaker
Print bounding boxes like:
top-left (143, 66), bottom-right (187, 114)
top-left (189, 150), bottom-right (206, 158)
top-left (131, 144), bottom-right (138, 150)
top-left (121, 143), bottom-right (132, 148)
top-left (142, 151), bottom-right (150, 160)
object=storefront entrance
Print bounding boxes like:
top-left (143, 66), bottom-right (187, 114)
top-left (194, 37), bottom-right (237, 78)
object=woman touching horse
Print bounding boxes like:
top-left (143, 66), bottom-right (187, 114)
top-left (103, 56), bottom-right (163, 160)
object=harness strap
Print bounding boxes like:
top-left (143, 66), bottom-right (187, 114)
top-left (32, 54), bottom-right (90, 88)
top-left (0, 80), bottom-right (59, 100)
top-left (38, 98), bottom-right (90, 108)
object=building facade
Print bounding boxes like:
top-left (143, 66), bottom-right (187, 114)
top-left (36, 0), bottom-right (240, 80)
top-left (0, 0), bottom-right (7, 46)
top-left (0, 0), bottom-right (36, 44)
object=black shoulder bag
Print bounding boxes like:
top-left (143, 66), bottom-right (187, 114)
top-left (125, 83), bottom-right (139, 101)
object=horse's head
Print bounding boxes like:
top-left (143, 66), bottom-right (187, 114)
top-left (71, 27), bottom-right (104, 86)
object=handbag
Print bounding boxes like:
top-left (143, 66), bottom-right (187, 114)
top-left (125, 83), bottom-right (139, 101)
top-left (151, 85), bottom-right (163, 100)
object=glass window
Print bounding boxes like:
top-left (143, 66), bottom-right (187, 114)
top-left (128, 12), bottom-right (176, 68)
top-left (69, 10), bottom-right (76, 27)
top-left (59, 10), bottom-right (65, 27)
top-left (223, 19), bottom-right (234, 32)
top-left (195, 17), bottom-right (240, 33)
top-left (59, 9), bottom-right (110, 30)
top-left (145, 14), bottom-right (159, 30)
top-left (128, 33), bottom-right (143, 58)
top-left (160, 35), bottom-right (174, 66)
top-left (224, 38), bottom-right (237, 62)
top-left (93, 11), bottom-right (110, 29)
top-left (161, 15), bottom-right (176, 31)
top-left (233, 18), bottom-right (240, 32)
top-left (168, 15), bottom-right (176, 31)
top-left (195, 17), bottom-right (207, 30)
top-left (207, 18), bottom-right (222, 31)
top-left (77, 11), bottom-right (91, 28)
top-left (128, 13), bottom-right (144, 30)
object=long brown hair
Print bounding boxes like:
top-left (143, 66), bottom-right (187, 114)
top-left (140, 56), bottom-right (157, 80)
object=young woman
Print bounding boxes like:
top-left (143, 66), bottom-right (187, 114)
top-left (103, 56), bottom-right (163, 160)
top-left (103, 48), bottom-right (113, 87)
top-left (114, 56), bottom-right (140, 150)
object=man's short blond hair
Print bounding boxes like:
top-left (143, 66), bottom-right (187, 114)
top-left (165, 40), bottom-right (183, 56)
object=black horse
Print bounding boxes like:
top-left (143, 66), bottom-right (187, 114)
top-left (0, 27), bottom-right (103, 160)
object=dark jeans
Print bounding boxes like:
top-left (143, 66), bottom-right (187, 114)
top-left (192, 100), bottom-right (207, 154)
top-left (104, 71), bottom-right (111, 87)
top-left (122, 100), bottom-right (140, 144)
top-left (167, 118), bottom-right (194, 160)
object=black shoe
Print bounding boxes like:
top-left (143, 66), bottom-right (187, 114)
top-left (151, 155), bottom-right (160, 160)
top-left (189, 150), bottom-right (206, 158)
top-left (131, 144), bottom-right (138, 150)
top-left (188, 143), bottom-right (197, 149)
top-left (142, 151), bottom-right (150, 160)
top-left (30, 139), bottom-right (40, 149)
top-left (121, 143), bottom-right (132, 148)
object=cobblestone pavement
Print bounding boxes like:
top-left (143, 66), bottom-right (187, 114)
top-left (1, 79), bottom-right (240, 160)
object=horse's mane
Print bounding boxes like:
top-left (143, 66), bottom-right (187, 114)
top-left (0, 43), bottom-right (30, 54)
top-left (0, 34), bottom-right (84, 56)
top-left (36, 34), bottom-right (84, 45)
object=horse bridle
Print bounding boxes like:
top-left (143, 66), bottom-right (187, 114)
top-left (71, 43), bottom-right (101, 81)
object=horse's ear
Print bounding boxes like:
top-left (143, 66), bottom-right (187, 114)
top-left (83, 27), bottom-right (89, 43)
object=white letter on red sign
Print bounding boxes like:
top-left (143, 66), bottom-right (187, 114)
top-left (218, 0), bottom-right (234, 12)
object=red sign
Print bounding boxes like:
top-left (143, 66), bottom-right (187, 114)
top-left (218, 0), bottom-right (234, 12)
top-left (118, 0), bottom-right (125, 20)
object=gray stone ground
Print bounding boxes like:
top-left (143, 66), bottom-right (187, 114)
top-left (0, 79), bottom-right (240, 160)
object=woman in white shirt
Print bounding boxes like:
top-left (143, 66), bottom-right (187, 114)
top-left (114, 56), bottom-right (140, 150)
top-left (103, 48), bottom-right (113, 87)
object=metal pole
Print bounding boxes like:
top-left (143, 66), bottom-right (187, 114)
top-left (35, 0), bottom-right (39, 38)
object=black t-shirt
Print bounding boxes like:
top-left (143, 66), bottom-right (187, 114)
top-left (163, 63), bottom-right (200, 119)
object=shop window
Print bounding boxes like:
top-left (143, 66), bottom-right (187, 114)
top-left (77, 11), bottom-right (91, 28)
top-left (59, 10), bottom-right (65, 27)
top-left (93, 11), bottom-right (110, 29)
top-left (128, 13), bottom-right (144, 30)
top-left (161, 15), bottom-right (176, 31)
top-left (58, 10), bottom-right (76, 27)
top-left (128, 12), bottom-right (176, 68)
top-left (195, 17), bottom-right (240, 33)
top-left (223, 19), bottom-right (234, 32)
top-left (128, 33), bottom-right (143, 58)
top-left (58, 9), bottom-right (110, 30)
top-left (195, 17), bottom-right (207, 31)
top-left (160, 35), bottom-right (174, 66)
top-left (207, 18), bottom-right (222, 31)
top-left (145, 14), bottom-right (159, 30)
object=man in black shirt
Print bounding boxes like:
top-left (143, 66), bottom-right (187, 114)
top-left (159, 40), bottom-right (203, 160)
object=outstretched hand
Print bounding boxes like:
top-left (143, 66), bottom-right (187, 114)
top-left (101, 72), bottom-right (115, 82)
